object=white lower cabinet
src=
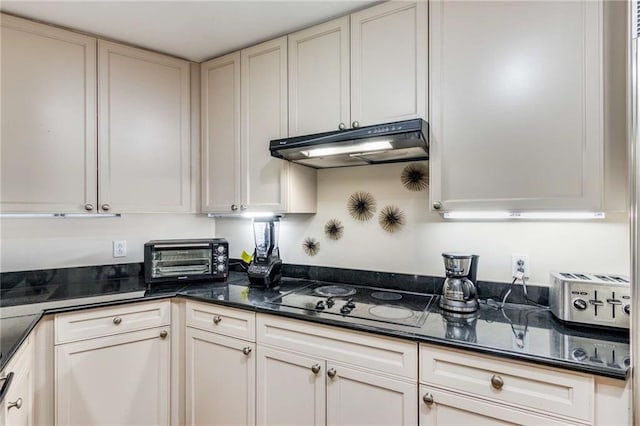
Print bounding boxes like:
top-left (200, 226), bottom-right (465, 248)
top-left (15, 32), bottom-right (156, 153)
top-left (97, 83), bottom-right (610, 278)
top-left (326, 363), bottom-right (416, 426)
top-left (0, 337), bottom-right (34, 426)
top-left (256, 346), bottom-right (325, 426)
top-left (185, 327), bottom-right (255, 426)
top-left (419, 386), bottom-right (577, 426)
top-left (54, 301), bottom-right (171, 426)
top-left (256, 314), bottom-right (418, 426)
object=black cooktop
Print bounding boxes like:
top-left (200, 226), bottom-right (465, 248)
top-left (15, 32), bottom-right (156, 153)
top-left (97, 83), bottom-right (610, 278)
top-left (266, 282), bottom-right (436, 327)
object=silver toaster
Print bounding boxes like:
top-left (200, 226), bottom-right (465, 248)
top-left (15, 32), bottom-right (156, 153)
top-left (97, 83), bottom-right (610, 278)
top-left (549, 272), bottom-right (631, 329)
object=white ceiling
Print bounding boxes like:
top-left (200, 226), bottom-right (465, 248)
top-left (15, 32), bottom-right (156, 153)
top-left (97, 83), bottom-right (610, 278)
top-left (0, 1), bottom-right (380, 62)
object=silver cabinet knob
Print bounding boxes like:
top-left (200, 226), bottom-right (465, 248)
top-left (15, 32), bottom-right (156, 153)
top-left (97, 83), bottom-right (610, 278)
top-left (160, 330), bottom-right (168, 339)
top-left (338, 122), bottom-right (346, 131)
top-left (327, 368), bottom-right (337, 378)
top-left (84, 203), bottom-right (94, 211)
top-left (242, 347), bottom-right (252, 356)
top-left (213, 316), bottom-right (222, 324)
top-left (351, 121), bottom-right (360, 128)
top-left (432, 201), bottom-right (442, 210)
top-left (491, 374), bottom-right (504, 390)
top-left (240, 205), bottom-right (247, 211)
top-left (422, 393), bottom-right (434, 406)
top-left (231, 204), bottom-right (238, 211)
top-left (101, 203), bottom-right (111, 211)
top-left (311, 364), bottom-right (321, 375)
top-left (113, 317), bottom-right (122, 325)
top-left (7, 397), bottom-right (23, 410)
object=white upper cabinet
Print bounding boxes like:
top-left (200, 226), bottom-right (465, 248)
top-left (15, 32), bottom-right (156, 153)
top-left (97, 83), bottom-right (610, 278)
top-left (288, 17), bottom-right (350, 136)
top-left (98, 40), bottom-right (192, 213)
top-left (429, 0), bottom-right (619, 212)
top-left (201, 37), bottom-right (316, 214)
top-left (350, 1), bottom-right (427, 127)
top-left (288, 2), bottom-right (427, 135)
top-left (0, 14), bottom-right (97, 213)
top-left (241, 37), bottom-right (290, 212)
top-left (201, 52), bottom-right (242, 213)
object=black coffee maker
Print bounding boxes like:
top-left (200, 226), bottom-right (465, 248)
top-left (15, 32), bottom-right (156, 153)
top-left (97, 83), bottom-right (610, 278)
top-left (247, 217), bottom-right (282, 287)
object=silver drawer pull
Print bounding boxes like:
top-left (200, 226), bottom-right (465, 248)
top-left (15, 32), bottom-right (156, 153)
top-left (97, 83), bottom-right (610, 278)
top-left (7, 397), bottom-right (23, 410)
top-left (311, 364), bottom-right (321, 375)
top-left (422, 393), bottom-right (434, 406)
top-left (160, 330), bottom-right (168, 339)
top-left (213, 316), bottom-right (222, 324)
top-left (327, 368), bottom-right (337, 378)
top-left (113, 317), bottom-right (122, 325)
top-left (491, 374), bottom-right (504, 390)
top-left (242, 347), bottom-right (252, 356)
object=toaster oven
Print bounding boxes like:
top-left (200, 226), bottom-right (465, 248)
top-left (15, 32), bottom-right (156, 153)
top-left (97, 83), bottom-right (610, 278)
top-left (144, 239), bottom-right (229, 284)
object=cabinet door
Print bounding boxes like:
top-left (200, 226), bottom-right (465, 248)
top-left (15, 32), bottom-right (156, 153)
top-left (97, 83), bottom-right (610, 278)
top-left (98, 40), bottom-right (191, 213)
top-left (240, 37), bottom-right (289, 212)
top-left (256, 346), bottom-right (325, 426)
top-left (350, 2), bottom-right (427, 127)
top-left (55, 327), bottom-right (170, 426)
top-left (326, 363), bottom-right (417, 426)
top-left (201, 52), bottom-right (242, 213)
top-left (2, 338), bottom-right (34, 426)
top-left (419, 386), bottom-right (577, 426)
top-left (429, 0), bottom-right (603, 211)
top-left (0, 14), bottom-right (97, 213)
top-left (185, 327), bottom-right (255, 426)
top-left (288, 17), bottom-right (350, 136)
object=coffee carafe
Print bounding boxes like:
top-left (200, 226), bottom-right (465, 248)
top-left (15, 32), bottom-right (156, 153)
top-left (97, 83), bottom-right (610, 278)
top-left (439, 253), bottom-right (479, 313)
top-left (247, 217), bottom-right (282, 288)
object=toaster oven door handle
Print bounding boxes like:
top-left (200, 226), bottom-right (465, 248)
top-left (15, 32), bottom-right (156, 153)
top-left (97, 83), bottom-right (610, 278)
top-left (153, 244), bottom-right (211, 249)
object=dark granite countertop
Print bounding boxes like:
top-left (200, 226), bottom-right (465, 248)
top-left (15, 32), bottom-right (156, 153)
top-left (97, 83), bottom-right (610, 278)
top-left (0, 264), bottom-right (630, 380)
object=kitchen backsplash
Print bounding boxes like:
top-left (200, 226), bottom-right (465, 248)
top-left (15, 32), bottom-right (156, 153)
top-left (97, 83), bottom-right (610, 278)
top-left (1, 162), bottom-right (629, 283)
top-left (0, 214), bottom-right (215, 272)
top-left (217, 162), bottom-right (630, 286)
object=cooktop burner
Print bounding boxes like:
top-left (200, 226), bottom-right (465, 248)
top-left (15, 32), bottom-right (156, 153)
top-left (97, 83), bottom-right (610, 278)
top-left (268, 282), bottom-right (435, 327)
top-left (313, 285), bottom-right (357, 297)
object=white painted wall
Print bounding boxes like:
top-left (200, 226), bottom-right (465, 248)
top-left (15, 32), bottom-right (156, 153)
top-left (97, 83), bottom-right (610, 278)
top-left (0, 214), bottom-right (216, 272)
top-left (216, 163), bottom-right (630, 285)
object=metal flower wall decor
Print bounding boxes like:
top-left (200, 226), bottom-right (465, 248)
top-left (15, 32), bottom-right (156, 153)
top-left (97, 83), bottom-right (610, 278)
top-left (347, 191), bottom-right (376, 221)
top-left (378, 205), bottom-right (405, 233)
top-left (400, 163), bottom-right (429, 192)
top-left (324, 219), bottom-right (344, 240)
top-left (303, 237), bottom-right (320, 256)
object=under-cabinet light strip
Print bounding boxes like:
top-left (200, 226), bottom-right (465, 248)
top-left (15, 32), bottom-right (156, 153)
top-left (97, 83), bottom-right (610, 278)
top-left (443, 211), bottom-right (605, 220)
top-left (0, 213), bottom-right (121, 218)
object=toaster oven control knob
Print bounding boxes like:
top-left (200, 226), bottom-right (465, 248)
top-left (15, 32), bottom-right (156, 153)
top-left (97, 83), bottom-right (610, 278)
top-left (217, 255), bottom-right (226, 262)
top-left (572, 298), bottom-right (588, 311)
top-left (217, 246), bottom-right (226, 254)
top-left (217, 264), bottom-right (225, 272)
top-left (623, 304), bottom-right (631, 315)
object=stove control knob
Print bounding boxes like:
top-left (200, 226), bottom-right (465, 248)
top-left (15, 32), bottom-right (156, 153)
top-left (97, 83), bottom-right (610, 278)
top-left (623, 304), bottom-right (631, 315)
top-left (315, 301), bottom-right (326, 310)
top-left (345, 298), bottom-right (356, 309)
top-left (571, 348), bottom-right (588, 361)
top-left (340, 305), bottom-right (352, 315)
top-left (572, 298), bottom-right (588, 311)
top-left (326, 297), bottom-right (335, 308)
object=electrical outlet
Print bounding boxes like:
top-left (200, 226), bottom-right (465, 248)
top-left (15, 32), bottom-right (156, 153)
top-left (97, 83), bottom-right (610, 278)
top-left (511, 254), bottom-right (529, 279)
top-left (113, 240), bottom-right (127, 258)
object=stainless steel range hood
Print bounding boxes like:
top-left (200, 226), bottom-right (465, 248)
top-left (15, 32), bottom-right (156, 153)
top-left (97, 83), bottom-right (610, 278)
top-left (270, 119), bottom-right (428, 168)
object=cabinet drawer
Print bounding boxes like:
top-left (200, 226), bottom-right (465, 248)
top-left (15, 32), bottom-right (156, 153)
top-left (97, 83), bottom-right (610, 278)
top-left (419, 344), bottom-right (594, 423)
top-left (55, 300), bottom-right (171, 344)
top-left (257, 314), bottom-right (417, 379)
top-left (186, 301), bottom-right (255, 341)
